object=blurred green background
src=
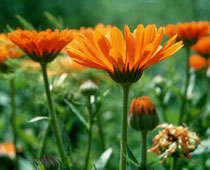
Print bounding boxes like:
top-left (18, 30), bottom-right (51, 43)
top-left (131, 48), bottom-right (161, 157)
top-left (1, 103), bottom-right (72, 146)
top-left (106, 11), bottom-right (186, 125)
top-left (1, 0), bottom-right (210, 170)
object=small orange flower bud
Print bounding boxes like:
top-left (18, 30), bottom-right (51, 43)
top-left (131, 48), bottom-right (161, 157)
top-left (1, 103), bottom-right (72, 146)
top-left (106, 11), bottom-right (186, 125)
top-left (189, 54), bottom-right (207, 70)
top-left (129, 97), bottom-right (159, 131)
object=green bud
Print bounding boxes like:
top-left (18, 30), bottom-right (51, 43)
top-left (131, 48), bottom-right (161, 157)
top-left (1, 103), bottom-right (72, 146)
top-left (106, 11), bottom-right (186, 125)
top-left (80, 80), bottom-right (99, 96)
top-left (41, 156), bottom-right (59, 170)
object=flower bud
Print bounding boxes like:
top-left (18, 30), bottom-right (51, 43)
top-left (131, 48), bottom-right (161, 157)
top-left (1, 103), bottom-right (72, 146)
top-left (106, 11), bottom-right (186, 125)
top-left (41, 156), bottom-right (59, 170)
top-left (129, 96), bottom-right (159, 131)
top-left (80, 80), bottom-right (99, 96)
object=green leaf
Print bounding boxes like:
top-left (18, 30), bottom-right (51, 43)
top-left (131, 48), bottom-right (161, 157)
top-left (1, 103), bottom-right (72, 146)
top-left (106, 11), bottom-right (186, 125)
top-left (6, 24), bottom-right (14, 32)
top-left (44, 11), bottom-right (63, 30)
top-left (15, 15), bottom-right (35, 30)
top-left (92, 148), bottom-right (112, 170)
top-left (191, 138), bottom-right (210, 157)
top-left (27, 116), bottom-right (49, 123)
top-left (127, 146), bottom-right (139, 170)
top-left (64, 99), bottom-right (89, 129)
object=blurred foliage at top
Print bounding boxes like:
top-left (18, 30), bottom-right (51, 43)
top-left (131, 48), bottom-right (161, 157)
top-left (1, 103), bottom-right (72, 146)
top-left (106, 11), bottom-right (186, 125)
top-left (1, 0), bottom-right (210, 32)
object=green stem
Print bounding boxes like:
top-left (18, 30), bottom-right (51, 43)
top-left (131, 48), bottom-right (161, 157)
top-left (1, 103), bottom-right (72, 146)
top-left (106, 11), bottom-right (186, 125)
top-left (179, 47), bottom-right (190, 124)
top-left (37, 121), bottom-right (50, 159)
top-left (10, 78), bottom-right (18, 170)
top-left (40, 63), bottom-right (66, 164)
top-left (120, 83), bottom-right (131, 170)
top-left (159, 98), bottom-right (168, 122)
top-left (140, 131), bottom-right (148, 170)
top-left (84, 95), bottom-right (93, 170)
top-left (96, 114), bottom-right (105, 151)
top-left (170, 157), bottom-right (177, 170)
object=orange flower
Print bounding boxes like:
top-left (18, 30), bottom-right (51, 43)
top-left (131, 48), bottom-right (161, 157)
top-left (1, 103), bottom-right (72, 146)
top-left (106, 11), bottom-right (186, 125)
top-left (192, 36), bottom-right (210, 58)
top-left (52, 56), bottom-right (84, 75)
top-left (166, 21), bottom-right (210, 45)
top-left (189, 54), bottom-right (207, 70)
top-left (8, 29), bottom-right (74, 64)
top-left (148, 124), bottom-right (201, 163)
top-left (130, 97), bottom-right (156, 115)
top-left (0, 142), bottom-right (15, 159)
top-left (0, 33), bottom-right (22, 65)
top-left (67, 24), bottom-right (183, 83)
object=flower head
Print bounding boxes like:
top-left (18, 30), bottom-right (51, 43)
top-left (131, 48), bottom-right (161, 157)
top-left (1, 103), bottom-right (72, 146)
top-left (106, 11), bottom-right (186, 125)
top-left (0, 33), bottom-right (22, 65)
top-left (189, 54), bottom-right (207, 70)
top-left (67, 24), bottom-right (183, 84)
top-left (0, 142), bottom-right (15, 159)
top-left (129, 96), bottom-right (159, 131)
top-left (192, 37), bottom-right (210, 58)
top-left (148, 124), bottom-right (201, 163)
top-left (8, 29), bottom-right (74, 64)
top-left (166, 21), bottom-right (210, 46)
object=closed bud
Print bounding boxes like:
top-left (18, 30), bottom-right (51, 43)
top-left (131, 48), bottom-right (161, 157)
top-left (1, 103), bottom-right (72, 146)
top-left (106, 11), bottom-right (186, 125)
top-left (80, 80), bottom-right (99, 96)
top-left (41, 156), bottom-right (59, 170)
top-left (129, 96), bottom-right (159, 131)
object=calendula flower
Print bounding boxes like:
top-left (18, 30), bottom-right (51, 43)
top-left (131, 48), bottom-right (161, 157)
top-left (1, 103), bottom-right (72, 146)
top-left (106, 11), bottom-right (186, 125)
top-left (148, 124), bottom-right (201, 164)
top-left (0, 33), bottom-right (22, 65)
top-left (67, 24), bottom-right (183, 84)
top-left (8, 29), bottom-right (74, 64)
top-left (0, 142), bottom-right (16, 159)
top-left (192, 37), bottom-right (210, 58)
top-left (189, 54), bottom-right (207, 70)
top-left (166, 21), bottom-right (210, 46)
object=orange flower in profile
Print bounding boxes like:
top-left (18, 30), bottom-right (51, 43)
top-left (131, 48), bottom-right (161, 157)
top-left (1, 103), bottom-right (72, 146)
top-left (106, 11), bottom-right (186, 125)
top-left (192, 37), bottom-right (210, 58)
top-left (189, 54), bottom-right (207, 70)
top-left (166, 21), bottom-right (210, 45)
top-left (8, 29), bottom-right (74, 64)
top-left (0, 142), bottom-right (15, 159)
top-left (67, 24), bottom-right (183, 83)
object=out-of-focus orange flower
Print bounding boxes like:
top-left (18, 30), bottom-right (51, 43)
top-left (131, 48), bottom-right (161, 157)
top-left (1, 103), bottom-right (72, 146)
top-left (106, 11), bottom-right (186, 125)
top-left (0, 142), bottom-right (15, 159)
top-left (67, 24), bottom-right (183, 83)
top-left (192, 37), bottom-right (210, 58)
top-left (0, 33), bottom-right (22, 65)
top-left (166, 21), bottom-right (210, 45)
top-left (189, 54), bottom-right (207, 70)
top-left (52, 56), bottom-right (84, 75)
top-left (8, 29), bottom-right (74, 64)
top-left (148, 124), bottom-right (201, 164)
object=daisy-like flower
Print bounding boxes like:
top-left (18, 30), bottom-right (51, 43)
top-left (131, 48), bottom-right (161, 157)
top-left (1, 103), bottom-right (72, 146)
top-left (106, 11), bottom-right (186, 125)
top-left (148, 124), bottom-right (201, 164)
top-left (0, 142), bottom-right (16, 159)
top-left (166, 21), bottom-right (210, 46)
top-left (8, 29), bottom-right (74, 64)
top-left (192, 37), bottom-right (210, 58)
top-left (189, 54), bottom-right (207, 70)
top-left (67, 24), bottom-right (182, 170)
top-left (67, 24), bottom-right (183, 84)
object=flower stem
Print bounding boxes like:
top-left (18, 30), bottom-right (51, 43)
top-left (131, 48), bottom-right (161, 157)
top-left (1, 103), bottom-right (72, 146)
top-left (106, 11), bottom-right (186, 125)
top-left (37, 121), bottom-right (50, 159)
top-left (96, 114), bottom-right (105, 151)
top-left (141, 130), bottom-right (148, 170)
top-left (170, 157), bottom-right (177, 170)
top-left (179, 47), bottom-right (190, 124)
top-left (120, 83), bottom-right (131, 170)
top-left (84, 95), bottom-right (93, 170)
top-left (40, 63), bottom-right (66, 164)
top-left (10, 78), bottom-right (19, 170)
